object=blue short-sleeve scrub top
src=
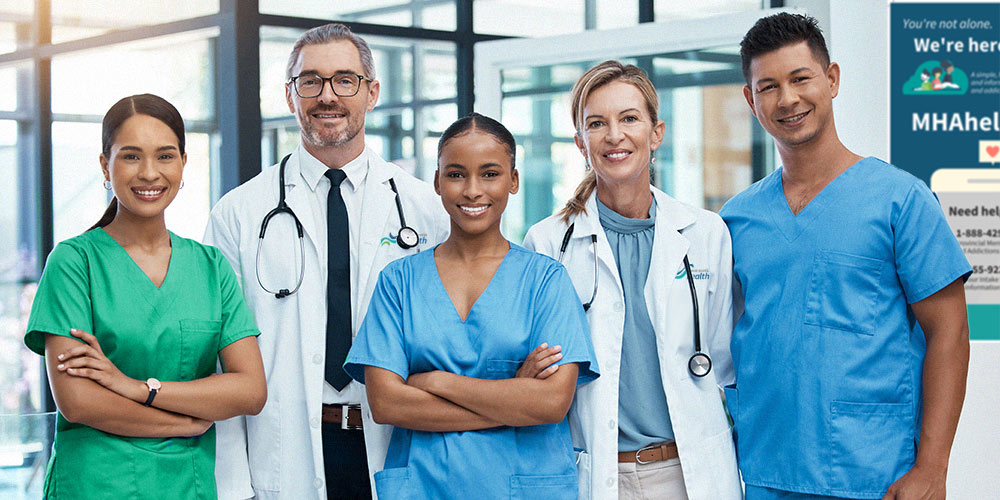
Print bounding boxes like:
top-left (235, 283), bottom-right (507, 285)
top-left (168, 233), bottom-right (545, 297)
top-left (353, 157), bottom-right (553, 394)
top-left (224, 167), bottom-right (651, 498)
top-left (720, 158), bottom-right (971, 499)
top-left (345, 243), bottom-right (599, 500)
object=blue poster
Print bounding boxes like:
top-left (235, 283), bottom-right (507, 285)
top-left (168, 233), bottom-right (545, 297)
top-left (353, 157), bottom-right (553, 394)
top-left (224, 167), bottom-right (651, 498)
top-left (891, 2), bottom-right (1000, 340)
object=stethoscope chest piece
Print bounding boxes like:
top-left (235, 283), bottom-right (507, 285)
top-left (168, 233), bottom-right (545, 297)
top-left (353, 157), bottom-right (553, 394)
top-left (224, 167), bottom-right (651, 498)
top-left (396, 226), bottom-right (419, 249)
top-left (688, 352), bottom-right (712, 378)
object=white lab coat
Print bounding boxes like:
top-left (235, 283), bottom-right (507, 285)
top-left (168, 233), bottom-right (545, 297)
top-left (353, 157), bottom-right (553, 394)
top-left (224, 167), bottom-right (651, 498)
top-left (523, 188), bottom-right (742, 500)
top-left (203, 147), bottom-right (449, 500)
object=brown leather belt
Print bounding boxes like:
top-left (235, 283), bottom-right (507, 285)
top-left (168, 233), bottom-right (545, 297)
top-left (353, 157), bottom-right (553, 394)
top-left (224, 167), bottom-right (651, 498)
top-left (322, 403), bottom-right (363, 430)
top-left (618, 442), bottom-right (679, 464)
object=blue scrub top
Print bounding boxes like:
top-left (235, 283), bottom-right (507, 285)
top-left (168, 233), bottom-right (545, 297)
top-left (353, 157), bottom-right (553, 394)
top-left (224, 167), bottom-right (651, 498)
top-left (345, 243), bottom-right (599, 500)
top-left (720, 158), bottom-right (971, 499)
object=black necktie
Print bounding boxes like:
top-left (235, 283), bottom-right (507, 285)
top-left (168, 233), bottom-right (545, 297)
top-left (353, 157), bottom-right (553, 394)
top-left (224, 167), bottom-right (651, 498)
top-left (324, 169), bottom-right (352, 390)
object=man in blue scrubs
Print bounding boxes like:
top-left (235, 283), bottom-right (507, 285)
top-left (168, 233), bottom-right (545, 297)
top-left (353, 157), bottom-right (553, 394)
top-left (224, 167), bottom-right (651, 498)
top-left (720, 13), bottom-right (972, 500)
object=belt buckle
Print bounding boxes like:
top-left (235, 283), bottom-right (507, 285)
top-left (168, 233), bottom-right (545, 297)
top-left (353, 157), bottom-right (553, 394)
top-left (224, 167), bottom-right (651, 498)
top-left (342, 404), bottom-right (362, 430)
top-left (635, 443), bottom-right (658, 465)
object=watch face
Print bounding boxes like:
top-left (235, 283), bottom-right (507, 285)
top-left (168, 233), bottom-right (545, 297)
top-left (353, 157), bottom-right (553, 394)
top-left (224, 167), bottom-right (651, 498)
top-left (146, 378), bottom-right (161, 390)
top-left (398, 227), bottom-right (419, 248)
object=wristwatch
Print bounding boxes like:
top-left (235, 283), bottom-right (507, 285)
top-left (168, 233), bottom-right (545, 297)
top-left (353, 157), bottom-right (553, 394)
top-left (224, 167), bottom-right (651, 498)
top-left (143, 378), bottom-right (161, 407)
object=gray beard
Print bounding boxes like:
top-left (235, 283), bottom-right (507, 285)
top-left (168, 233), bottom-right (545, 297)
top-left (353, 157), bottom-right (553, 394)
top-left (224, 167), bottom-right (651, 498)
top-left (303, 122), bottom-right (361, 148)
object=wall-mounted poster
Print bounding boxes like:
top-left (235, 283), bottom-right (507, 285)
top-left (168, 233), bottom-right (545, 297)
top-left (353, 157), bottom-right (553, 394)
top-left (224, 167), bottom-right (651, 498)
top-left (891, 2), bottom-right (1000, 340)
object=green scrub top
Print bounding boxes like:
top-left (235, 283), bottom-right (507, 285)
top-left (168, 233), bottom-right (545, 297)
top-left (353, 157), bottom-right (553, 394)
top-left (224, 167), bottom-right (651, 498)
top-left (24, 228), bottom-right (260, 500)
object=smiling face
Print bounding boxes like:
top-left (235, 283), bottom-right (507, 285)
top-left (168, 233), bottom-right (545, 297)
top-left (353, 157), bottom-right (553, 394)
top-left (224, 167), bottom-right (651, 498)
top-left (100, 114), bottom-right (186, 221)
top-left (435, 129), bottom-right (519, 238)
top-left (575, 80), bottom-right (665, 189)
top-left (743, 41), bottom-right (840, 150)
top-left (286, 40), bottom-right (380, 156)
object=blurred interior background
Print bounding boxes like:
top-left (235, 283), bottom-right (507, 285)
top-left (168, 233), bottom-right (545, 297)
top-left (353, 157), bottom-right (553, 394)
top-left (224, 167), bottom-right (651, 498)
top-left (0, 1), bottom-right (787, 497)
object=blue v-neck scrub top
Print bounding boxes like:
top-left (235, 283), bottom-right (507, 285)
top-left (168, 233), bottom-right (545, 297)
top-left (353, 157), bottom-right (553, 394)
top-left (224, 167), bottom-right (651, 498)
top-left (720, 158), bottom-right (971, 499)
top-left (345, 243), bottom-right (599, 500)
top-left (24, 229), bottom-right (260, 500)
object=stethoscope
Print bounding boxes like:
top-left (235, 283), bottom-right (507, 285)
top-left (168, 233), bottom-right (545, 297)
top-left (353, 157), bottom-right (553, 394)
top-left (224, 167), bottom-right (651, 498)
top-left (255, 154), bottom-right (419, 299)
top-left (557, 223), bottom-right (712, 378)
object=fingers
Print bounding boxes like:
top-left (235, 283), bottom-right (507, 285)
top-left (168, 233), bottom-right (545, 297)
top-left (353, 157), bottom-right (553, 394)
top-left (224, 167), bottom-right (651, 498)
top-left (57, 355), bottom-right (104, 371)
top-left (535, 362), bottom-right (560, 380)
top-left (57, 344), bottom-right (98, 362)
top-left (69, 328), bottom-right (104, 354)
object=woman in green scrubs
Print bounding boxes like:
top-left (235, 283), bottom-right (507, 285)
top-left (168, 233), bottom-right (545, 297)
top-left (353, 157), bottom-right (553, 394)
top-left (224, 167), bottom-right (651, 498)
top-left (23, 94), bottom-right (267, 500)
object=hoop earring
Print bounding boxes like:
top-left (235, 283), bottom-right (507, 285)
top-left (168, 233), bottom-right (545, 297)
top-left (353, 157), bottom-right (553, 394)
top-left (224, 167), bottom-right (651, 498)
top-left (103, 180), bottom-right (112, 190)
top-left (179, 179), bottom-right (185, 189)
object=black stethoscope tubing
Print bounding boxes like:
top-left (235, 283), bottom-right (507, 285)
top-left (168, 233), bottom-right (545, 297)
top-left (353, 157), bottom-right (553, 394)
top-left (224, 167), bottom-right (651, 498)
top-left (256, 154), bottom-right (417, 299)
top-left (557, 223), bottom-right (711, 378)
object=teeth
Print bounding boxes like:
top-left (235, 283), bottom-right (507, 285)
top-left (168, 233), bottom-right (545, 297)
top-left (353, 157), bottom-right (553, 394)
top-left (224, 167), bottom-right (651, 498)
top-left (779, 112), bottom-right (808, 122)
top-left (135, 189), bottom-right (164, 196)
top-left (605, 152), bottom-right (629, 159)
top-left (460, 205), bottom-right (487, 214)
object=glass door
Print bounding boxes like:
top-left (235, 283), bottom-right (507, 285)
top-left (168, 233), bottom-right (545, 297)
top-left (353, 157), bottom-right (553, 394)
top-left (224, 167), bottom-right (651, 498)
top-left (475, 8), bottom-right (793, 240)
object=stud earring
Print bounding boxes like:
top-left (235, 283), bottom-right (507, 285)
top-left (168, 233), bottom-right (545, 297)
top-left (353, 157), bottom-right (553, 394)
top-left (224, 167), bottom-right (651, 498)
top-left (103, 180), bottom-right (112, 190)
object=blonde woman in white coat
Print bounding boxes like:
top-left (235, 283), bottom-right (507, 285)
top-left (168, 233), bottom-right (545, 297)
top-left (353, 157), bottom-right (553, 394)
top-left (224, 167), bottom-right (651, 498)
top-left (523, 60), bottom-right (741, 500)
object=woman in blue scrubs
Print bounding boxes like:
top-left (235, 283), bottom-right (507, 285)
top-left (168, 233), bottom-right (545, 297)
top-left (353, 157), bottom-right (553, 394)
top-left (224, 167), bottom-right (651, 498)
top-left (345, 113), bottom-right (599, 499)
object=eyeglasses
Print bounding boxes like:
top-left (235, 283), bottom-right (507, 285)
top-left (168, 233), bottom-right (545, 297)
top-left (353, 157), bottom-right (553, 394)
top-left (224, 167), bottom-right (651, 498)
top-left (288, 73), bottom-right (369, 98)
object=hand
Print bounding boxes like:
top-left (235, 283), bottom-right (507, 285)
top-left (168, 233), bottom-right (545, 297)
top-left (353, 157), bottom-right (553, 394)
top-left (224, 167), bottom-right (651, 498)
top-left (881, 463), bottom-right (946, 500)
top-left (515, 343), bottom-right (562, 379)
top-left (57, 328), bottom-right (145, 403)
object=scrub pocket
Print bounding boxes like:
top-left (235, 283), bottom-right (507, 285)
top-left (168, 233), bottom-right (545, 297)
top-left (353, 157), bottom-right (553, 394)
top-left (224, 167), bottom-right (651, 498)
top-left (804, 251), bottom-right (883, 335)
top-left (829, 401), bottom-right (914, 492)
top-left (179, 319), bottom-right (223, 380)
top-left (509, 473), bottom-right (578, 500)
top-left (486, 359), bottom-right (521, 378)
top-left (574, 449), bottom-right (592, 500)
top-left (374, 467), bottom-right (410, 499)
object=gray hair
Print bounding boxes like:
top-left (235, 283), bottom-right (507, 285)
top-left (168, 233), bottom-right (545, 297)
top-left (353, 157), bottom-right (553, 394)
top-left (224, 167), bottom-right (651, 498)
top-left (285, 23), bottom-right (376, 81)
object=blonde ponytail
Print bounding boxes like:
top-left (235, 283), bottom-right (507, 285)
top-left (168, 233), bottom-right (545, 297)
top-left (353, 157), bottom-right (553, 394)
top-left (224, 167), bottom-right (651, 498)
top-left (558, 169), bottom-right (597, 223)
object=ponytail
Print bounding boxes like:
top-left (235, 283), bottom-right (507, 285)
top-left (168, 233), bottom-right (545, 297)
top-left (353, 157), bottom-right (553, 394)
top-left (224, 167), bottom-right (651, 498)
top-left (89, 198), bottom-right (118, 231)
top-left (557, 169), bottom-right (597, 223)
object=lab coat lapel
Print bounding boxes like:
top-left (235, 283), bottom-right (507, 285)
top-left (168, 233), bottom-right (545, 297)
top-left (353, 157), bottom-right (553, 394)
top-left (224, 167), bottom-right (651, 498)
top-left (281, 151), bottom-right (322, 261)
top-left (645, 188), bottom-right (695, 323)
top-left (574, 192), bottom-right (623, 298)
top-left (357, 154), bottom-right (395, 300)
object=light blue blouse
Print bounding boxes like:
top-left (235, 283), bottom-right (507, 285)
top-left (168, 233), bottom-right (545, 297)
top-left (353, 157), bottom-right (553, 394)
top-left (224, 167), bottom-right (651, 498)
top-left (596, 196), bottom-right (675, 451)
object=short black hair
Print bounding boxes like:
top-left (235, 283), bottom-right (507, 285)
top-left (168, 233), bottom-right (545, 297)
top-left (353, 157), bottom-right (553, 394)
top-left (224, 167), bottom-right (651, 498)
top-left (437, 112), bottom-right (516, 170)
top-left (740, 13), bottom-right (830, 83)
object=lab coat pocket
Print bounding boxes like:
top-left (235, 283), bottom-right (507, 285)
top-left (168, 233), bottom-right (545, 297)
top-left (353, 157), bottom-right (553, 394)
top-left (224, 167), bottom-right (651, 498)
top-left (804, 251), bottom-right (883, 335)
top-left (178, 319), bottom-right (223, 380)
top-left (829, 401), bottom-right (914, 492)
top-left (486, 359), bottom-right (521, 378)
top-left (574, 449), bottom-right (592, 500)
top-left (509, 473), bottom-right (578, 500)
top-left (374, 466), bottom-right (410, 499)
top-left (722, 384), bottom-right (738, 434)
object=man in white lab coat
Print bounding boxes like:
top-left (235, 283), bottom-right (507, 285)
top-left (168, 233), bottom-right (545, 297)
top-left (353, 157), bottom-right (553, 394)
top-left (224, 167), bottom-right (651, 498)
top-left (204, 23), bottom-right (449, 499)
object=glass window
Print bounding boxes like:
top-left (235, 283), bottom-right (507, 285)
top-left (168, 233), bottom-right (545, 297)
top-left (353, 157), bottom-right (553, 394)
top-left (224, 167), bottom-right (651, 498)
top-left (655, 0), bottom-right (759, 21)
top-left (0, 3), bottom-right (34, 55)
top-left (475, 1), bottom-right (584, 37)
top-left (259, 0), bottom-right (457, 31)
top-left (50, 29), bottom-right (217, 121)
top-left (0, 65), bottom-right (22, 112)
top-left (260, 26), bottom-right (457, 179)
top-left (50, 1), bottom-right (218, 44)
